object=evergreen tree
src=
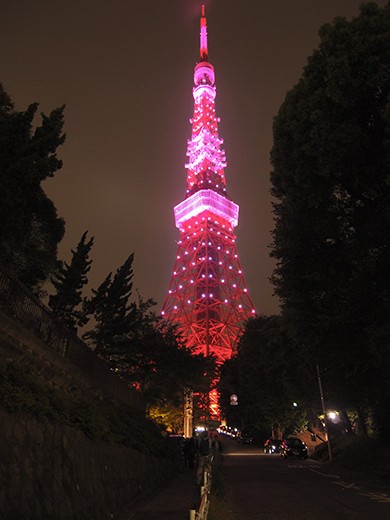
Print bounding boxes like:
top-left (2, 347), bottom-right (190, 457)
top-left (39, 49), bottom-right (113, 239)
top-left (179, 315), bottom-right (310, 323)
top-left (49, 231), bottom-right (94, 332)
top-left (83, 255), bottom-right (216, 408)
top-left (218, 316), bottom-right (310, 436)
top-left (270, 2), bottom-right (390, 435)
top-left (0, 84), bottom-right (65, 291)
top-left (120, 317), bottom-right (216, 407)
top-left (83, 254), bottom-right (136, 356)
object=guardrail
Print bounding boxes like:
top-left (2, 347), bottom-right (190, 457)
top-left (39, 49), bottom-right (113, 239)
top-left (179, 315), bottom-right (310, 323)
top-left (190, 456), bottom-right (213, 520)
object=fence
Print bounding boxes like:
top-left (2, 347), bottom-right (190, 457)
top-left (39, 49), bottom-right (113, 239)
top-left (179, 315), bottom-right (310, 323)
top-left (190, 455), bottom-right (213, 520)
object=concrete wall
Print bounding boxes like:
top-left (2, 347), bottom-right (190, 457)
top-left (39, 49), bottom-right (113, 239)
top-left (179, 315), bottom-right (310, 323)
top-left (0, 408), bottom-right (176, 520)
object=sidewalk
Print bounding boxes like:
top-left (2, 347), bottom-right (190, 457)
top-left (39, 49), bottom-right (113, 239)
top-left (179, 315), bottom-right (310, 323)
top-left (122, 465), bottom-right (199, 520)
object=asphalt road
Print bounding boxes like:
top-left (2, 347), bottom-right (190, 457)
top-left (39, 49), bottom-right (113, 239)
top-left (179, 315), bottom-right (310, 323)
top-left (220, 437), bottom-right (390, 520)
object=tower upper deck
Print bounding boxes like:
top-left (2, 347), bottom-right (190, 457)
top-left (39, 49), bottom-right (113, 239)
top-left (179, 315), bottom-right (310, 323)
top-left (185, 5), bottom-right (228, 201)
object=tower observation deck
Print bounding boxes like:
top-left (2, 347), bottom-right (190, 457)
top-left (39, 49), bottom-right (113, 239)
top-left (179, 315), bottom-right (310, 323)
top-left (161, 5), bottom-right (256, 416)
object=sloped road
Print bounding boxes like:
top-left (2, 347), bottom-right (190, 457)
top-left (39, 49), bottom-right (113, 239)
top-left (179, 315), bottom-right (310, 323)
top-left (221, 438), bottom-right (390, 519)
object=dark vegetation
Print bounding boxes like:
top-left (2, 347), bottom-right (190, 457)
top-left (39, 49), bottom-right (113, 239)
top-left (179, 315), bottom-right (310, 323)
top-left (219, 2), bottom-right (390, 445)
top-left (49, 230), bottom-right (94, 332)
top-left (0, 82), bottom-right (215, 432)
top-left (314, 434), bottom-right (390, 480)
top-left (2, 1), bottom-right (390, 463)
top-left (0, 352), bottom-right (171, 457)
top-left (0, 85), bottom-right (65, 293)
top-left (208, 453), bottom-right (235, 520)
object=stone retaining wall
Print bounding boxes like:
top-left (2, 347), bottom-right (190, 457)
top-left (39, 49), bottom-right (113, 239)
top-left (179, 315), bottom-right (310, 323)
top-left (0, 408), bottom-right (175, 519)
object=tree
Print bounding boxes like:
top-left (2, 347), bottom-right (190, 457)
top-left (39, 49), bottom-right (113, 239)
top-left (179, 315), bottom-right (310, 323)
top-left (0, 84), bottom-right (65, 291)
top-left (83, 254), bottom-right (136, 356)
top-left (49, 231), bottom-right (94, 332)
top-left (124, 319), bottom-right (216, 408)
top-left (270, 2), bottom-right (390, 435)
top-left (100, 294), bottom-right (216, 408)
top-left (218, 316), bottom-right (311, 437)
top-left (83, 255), bottom-right (216, 412)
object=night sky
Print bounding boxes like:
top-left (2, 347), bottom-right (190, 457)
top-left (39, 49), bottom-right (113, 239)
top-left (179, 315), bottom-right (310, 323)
top-left (2, 0), bottom-right (387, 315)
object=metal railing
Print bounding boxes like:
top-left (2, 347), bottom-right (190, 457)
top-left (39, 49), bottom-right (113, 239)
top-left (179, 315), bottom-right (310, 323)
top-left (190, 456), bottom-right (213, 520)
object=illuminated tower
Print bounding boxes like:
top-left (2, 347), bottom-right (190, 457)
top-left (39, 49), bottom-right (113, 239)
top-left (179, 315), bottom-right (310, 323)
top-left (162, 6), bottom-right (255, 413)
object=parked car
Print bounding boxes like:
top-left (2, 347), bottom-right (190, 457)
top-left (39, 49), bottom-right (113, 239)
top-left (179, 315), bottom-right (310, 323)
top-left (280, 437), bottom-right (308, 459)
top-left (238, 432), bottom-right (253, 445)
top-left (263, 438), bottom-right (282, 454)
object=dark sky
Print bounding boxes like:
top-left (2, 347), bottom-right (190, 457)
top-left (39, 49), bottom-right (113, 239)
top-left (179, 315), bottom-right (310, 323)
top-left (2, 0), bottom-right (387, 315)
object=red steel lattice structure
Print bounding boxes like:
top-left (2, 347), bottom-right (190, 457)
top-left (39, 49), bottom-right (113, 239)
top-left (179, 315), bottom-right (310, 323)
top-left (162, 6), bottom-right (255, 394)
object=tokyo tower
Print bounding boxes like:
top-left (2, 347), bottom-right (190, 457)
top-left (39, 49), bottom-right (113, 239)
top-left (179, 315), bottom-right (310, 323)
top-left (161, 5), bottom-right (255, 412)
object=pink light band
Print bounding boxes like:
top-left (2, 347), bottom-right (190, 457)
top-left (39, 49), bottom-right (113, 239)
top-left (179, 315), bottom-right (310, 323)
top-left (174, 189), bottom-right (239, 228)
top-left (200, 14), bottom-right (208, 60)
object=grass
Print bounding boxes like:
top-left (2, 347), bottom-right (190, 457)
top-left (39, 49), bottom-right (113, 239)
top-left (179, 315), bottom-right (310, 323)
top-left (312, 433), bottom-right (390, 481)
top-left (208, 454), bottom-right (236, 520)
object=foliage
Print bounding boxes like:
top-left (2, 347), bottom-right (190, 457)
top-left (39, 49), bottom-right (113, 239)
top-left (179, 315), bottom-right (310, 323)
top-left (218, 316), bottom-right (310, 436)
top-left (49, 231), bottom-right (94, 332)
top-left (83, 254), bottom-right (137, 355)
top-left (83, 256), bottom-right (215, 412)
top-left (208, 454), bottom-right (235, 520)
top-left (103, 307), bottom-right (216, 409)
top-left (0, 84), bottom-right (65, 292)
top-left (148, 403), bottom-right (184, 433)
top-left (0, 355), bottom-right (169, 456)
top-left (323, 434), bottom-right (390, 479)
top-left (269, 2), bottom-right (390, 437)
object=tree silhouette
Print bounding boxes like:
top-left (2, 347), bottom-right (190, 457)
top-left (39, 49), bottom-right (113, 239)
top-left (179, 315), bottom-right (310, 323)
top-left (49, 231), bottom-right (94, 332)
top-left (0, 84), bottom-right (65, 291)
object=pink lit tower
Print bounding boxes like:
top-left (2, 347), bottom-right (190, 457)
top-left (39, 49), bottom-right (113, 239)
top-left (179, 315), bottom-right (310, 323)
top-left (161, 5), bottom-right (255, 416)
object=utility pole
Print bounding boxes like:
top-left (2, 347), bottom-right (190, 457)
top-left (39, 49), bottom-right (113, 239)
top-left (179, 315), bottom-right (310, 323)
top-left (316, 364), bottom-right (332, 461)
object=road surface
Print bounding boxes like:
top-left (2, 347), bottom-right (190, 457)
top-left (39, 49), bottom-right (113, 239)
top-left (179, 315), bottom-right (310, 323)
top-left (221, 438), bottom-right (390, 519)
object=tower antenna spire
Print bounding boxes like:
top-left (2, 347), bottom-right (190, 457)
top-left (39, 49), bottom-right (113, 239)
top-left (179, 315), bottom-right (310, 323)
top-left (200, 4), bottom-right (208, 61)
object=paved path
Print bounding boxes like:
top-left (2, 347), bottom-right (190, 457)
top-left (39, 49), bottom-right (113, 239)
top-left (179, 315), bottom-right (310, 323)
top-left (221, 438), bottom-right (390, 520)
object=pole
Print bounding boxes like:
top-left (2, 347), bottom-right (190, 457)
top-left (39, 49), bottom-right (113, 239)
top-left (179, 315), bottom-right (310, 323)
top-left (316, 364), bottom-right (332, 461)
top-left (184, 388), bottom-right (194, 438)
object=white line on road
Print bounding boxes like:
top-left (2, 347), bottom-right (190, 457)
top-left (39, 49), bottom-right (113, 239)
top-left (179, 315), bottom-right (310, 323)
top-left (308, 469), bottom-right (390, 505)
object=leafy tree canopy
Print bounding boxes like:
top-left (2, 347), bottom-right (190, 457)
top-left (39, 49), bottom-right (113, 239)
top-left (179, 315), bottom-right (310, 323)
top-left (0, 84), bottom-right (65, 291)
top-left (83, 256), bottom-right (215, 409)
top-left (270, 2), bottom-right (390, 436)
top-left (218, 316), bottom-right (311, 437)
